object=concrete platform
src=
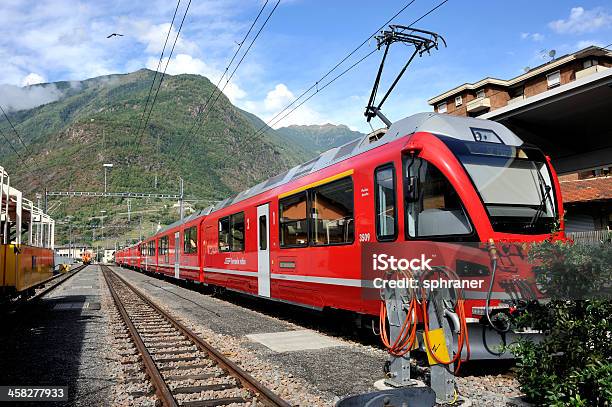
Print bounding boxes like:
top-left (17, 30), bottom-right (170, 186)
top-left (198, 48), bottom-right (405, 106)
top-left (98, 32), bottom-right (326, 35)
top-left (0, 265), bottom-right (116, 407)
top-left (247, 330), bottom-right (347, 352)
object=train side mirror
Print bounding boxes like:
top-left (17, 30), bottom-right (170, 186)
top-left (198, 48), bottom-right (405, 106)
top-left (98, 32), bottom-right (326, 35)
top-left (405, 175), bottom-right (420, 202)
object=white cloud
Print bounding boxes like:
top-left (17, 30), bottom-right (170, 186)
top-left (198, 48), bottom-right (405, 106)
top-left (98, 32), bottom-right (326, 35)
top-left (521, 32), bottom-right (544, 41)
top-left (21, 73), bottom-right (46, 86)
top-left (0, 83), bottom-right (63, 112)
top-left (131, 20), bottom-right (199, 55)
top-left (147, 53), bottom-right (246, 102)
top-left (549, 7), bottom-right (612, 34)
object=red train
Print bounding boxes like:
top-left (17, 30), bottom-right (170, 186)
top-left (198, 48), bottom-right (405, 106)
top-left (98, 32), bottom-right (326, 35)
top-left (116, 113), bottom-right (563, 359)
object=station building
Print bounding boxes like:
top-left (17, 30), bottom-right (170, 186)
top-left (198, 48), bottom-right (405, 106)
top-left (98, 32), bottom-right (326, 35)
top-left (427, 45), bottom-right (612, 239)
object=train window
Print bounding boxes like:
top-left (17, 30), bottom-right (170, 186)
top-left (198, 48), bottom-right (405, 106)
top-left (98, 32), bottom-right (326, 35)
top-left (148, 241), bottom-right (155, 256)
top-left (375, 164), bottom-right (397, 241)
top-left (311, 177), bottom-right (354, 246)
top-left (259, 215), bottom-right (267, 251)
top-left (218, 217), bottom-right (230, 252)
top-left (279, 192), bottom-right (308, 247)
top-left (159, 236), bottom-right (169, 262)
top-left (404, 156), bottom-right (472, 238)
top-left (219, 213), bottom-right (245, 252)
top-left (230, 212), bottom-right (245, 252)
top-left (183, 226), bottom-right (197, 254)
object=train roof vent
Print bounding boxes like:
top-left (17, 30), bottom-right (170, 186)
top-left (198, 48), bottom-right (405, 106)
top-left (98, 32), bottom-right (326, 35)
top-left (332, 138), bottom-right (360, 162)
top-left (291, 157), bottom-right (318, 179)
top-left (366, 128), bottom-right (387, 144)
top-left (263, 170), bottom-right (289, 188)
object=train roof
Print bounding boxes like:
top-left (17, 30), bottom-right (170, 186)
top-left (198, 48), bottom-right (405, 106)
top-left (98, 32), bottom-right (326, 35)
top-left (154, 207), bottom-right (213, 236)
top-left (209, 112), bottom-right (523, 213)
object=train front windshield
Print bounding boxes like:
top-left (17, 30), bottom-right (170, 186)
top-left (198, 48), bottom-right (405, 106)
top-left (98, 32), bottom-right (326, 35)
top-left (441, 136), bottom-right (557, 235)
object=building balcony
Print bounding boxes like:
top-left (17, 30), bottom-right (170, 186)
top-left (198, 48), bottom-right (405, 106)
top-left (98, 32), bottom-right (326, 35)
top-left (466, 97), bottom-right (491, 113)
top-left (576, 64), bottom-right (609, 80)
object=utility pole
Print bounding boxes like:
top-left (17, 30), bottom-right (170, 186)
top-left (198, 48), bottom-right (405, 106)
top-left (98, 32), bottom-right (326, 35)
top-left (179, 177), bottom-right (184, 221)
top-left (139, 215), bottom-right (143, 242)
top-left (127, 199), bottom-right (131, 223)
top-left (103, 163), bottom-right (113, 193)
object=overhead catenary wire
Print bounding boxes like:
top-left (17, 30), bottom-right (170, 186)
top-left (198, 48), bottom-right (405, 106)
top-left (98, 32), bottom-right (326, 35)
top-left (0, 104), bottom-right (33, 156)
top-left (134, 0), bottom-right (192, 151)
top-left (173, 0), bottom-right (280, 158)
top-left (0, 127), bottom-right (23, 159)
top-left (133, 0), bottom-right (183, 143)
top-left (0, 104), bottom-right (48, 186)
top-left (173, 0), bottom-right (272, 156)
top-left (240, 0), bottom-right (449, 147)
top-left (246, 0), bottom-right (420, 141)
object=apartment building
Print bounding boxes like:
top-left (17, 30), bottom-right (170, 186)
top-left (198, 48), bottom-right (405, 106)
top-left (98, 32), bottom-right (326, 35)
top-left (428, 46), bottom-right (612, 236)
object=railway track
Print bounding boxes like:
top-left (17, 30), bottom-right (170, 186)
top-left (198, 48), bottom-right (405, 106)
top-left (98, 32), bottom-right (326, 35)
top-left (101, 265), bottom-right (290, 407)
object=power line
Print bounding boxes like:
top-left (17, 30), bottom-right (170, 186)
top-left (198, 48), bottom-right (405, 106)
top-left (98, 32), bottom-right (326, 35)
top-left (135, 0), bottom-right (192, 150)
top-left (133, 0), bottom-right (183, 143)
top-left (174, 0), bottom-right (280, 157)
top-left (242, 0), bottom-right (449, 147)
top-left (0, 128), bottom-right (22, 159)
top-left (189, 1), bottom-right (269, 131)
top-left (243, 0), bottom-right (421, 144)
top-left (0, 104), bottom-right (33, 155)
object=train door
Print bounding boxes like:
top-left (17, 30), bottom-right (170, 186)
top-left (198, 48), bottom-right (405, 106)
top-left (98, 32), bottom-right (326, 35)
top-left (257, 204), bottom-right (270, 297)
top-left (174, 231), bottom-right (180, 278)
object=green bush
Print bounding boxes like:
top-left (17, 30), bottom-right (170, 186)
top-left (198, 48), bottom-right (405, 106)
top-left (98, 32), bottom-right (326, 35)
top-left (511, 241), bottom-right (612, 406)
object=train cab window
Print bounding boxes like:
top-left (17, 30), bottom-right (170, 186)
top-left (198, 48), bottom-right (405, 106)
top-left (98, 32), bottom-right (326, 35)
top-left (279, 192), bottom-right (308, 247)
top-left (404, 156), bottom-right (472, 238)
top-left (375, 165), bottom-right (397, 241)
top-left (218, 217), bottom-right (231, 252)
top-left (310, 177), bottom-right (354, 246)
top-left (183, 226), bottom-right (197, 254)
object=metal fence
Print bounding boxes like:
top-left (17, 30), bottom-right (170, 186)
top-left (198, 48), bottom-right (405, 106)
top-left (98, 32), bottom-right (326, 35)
top-left (567, 229), bottom-right (612, 245)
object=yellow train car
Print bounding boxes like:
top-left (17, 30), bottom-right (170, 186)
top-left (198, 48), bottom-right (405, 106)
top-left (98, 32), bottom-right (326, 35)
top-left (0, 244), bottom-right (54, 295)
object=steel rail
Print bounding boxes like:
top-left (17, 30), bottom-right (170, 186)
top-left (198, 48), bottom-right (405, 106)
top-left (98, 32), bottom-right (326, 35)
top-left (101, 265), bottom-right (179, 407)
top-left (103, 265), bottom-right (290, 407)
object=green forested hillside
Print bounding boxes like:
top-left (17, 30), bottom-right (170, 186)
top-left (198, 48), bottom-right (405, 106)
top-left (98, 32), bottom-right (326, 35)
top-left (0, 70), bottom-right (313, 245)
top-left (275, 123), bottom-right (363, 155)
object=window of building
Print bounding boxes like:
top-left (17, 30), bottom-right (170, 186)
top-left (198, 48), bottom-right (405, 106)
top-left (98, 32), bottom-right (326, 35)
top-left (455, 95), bottom-right (463, 106)
top-left (218, 213), bottom-right (244, 252)
top-left (476, 89), bottom-right (485, 99)
top-left (311, 177), bottom-right (354, 245)
top-left (183, 226), bottom-right (197, 254)
top-left (437, 102), bottom-right (447, 113)
top-left (583, 58), bottom-right (598, 69)
top-left (279, 192), bottom-right (308, 247)
top-left (404, 156), bottom-right (472, 238)
top-left (509, 86), bottom-right (524, 99)
top-left (375, 165), bottom-right (397, 241)
top-left (546, 70), bottom-right (561, 88)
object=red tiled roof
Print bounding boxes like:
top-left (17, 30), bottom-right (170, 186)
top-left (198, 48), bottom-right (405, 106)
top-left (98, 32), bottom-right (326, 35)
top-left (560, 176), bottom-right (612, 203)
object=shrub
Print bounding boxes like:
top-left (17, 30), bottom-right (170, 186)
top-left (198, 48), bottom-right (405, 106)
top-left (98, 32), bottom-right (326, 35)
top-left (511, 241), bottom-right (612, 406)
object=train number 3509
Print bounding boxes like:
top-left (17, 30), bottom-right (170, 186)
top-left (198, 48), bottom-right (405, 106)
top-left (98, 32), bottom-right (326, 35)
top-left (359, 233), bottom-right (371, 242)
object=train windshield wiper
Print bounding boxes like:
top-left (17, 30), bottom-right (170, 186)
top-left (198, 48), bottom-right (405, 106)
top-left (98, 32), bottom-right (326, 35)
top-left (529, 170), bottom-right (553, 228)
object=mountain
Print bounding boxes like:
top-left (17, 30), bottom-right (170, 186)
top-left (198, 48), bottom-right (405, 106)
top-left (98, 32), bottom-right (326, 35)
top-left (276, 123), bottom-right (364, 156)
top-left (0, 69), bottom-right (316, 245)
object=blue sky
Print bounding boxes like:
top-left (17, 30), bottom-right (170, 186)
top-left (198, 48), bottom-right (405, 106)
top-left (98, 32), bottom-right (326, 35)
top-left (0, 0), bottom-right (611, 132)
